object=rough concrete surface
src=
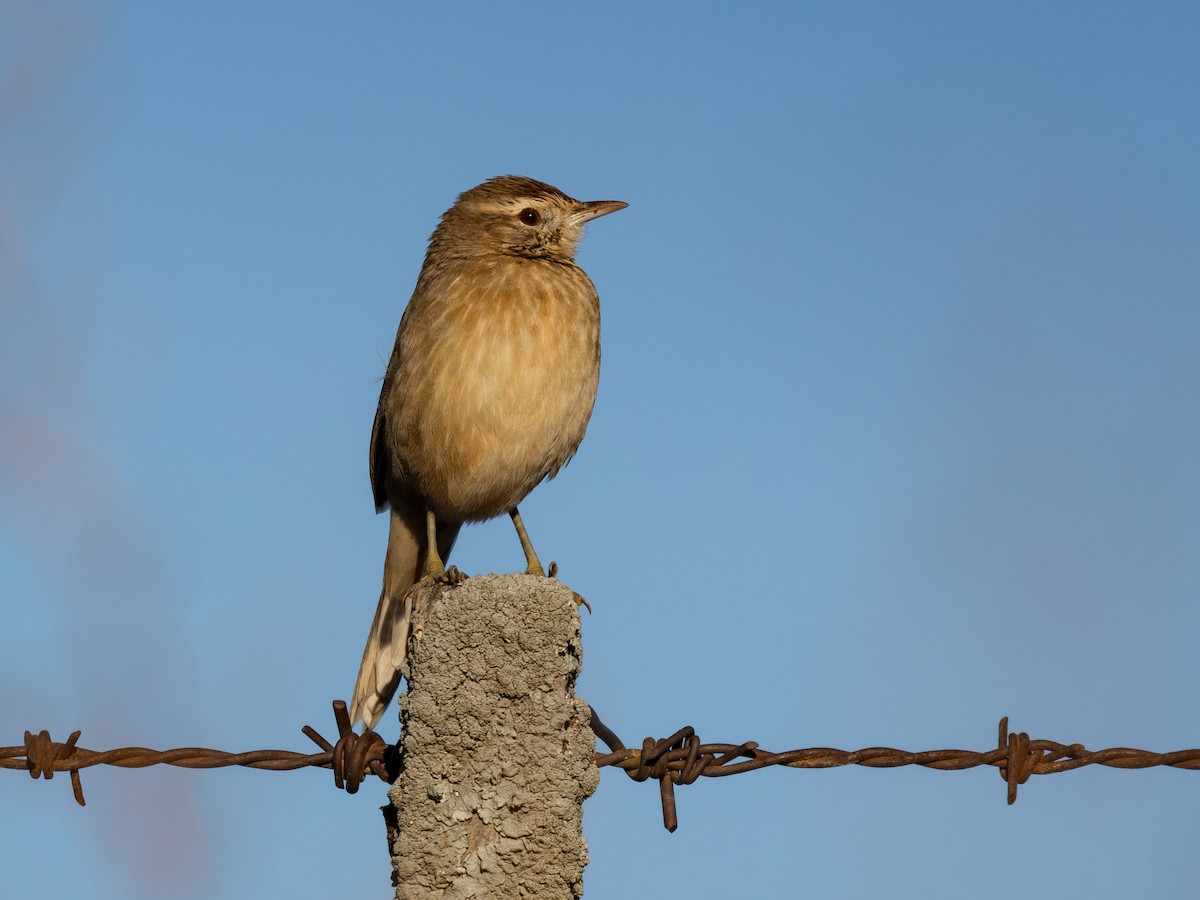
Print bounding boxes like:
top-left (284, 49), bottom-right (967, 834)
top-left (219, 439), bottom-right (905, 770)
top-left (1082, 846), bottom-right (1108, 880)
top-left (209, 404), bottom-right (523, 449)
top-left (389, 574), bottom-right (598, 899)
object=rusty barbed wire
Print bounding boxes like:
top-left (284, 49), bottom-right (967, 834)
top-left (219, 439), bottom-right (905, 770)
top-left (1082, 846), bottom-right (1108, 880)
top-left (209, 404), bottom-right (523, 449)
top-left (2, 700), bottom-right (394, 806)
top-left (591, 713), bottom-right (1200, 830)
top-left (5, 704), bottom-right (1198, 831)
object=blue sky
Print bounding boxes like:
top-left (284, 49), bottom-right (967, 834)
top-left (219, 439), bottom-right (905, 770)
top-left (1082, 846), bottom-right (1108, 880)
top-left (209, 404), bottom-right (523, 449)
top-left (2, 2), bottom-right (1199, 897)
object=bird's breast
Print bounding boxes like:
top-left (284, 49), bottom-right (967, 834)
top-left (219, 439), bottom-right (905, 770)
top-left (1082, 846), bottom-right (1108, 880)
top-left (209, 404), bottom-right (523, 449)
top-left (385, 258), bottom-right (601, 522)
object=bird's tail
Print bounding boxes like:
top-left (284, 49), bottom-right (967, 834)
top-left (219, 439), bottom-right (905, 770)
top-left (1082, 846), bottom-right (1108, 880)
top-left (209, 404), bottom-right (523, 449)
top-left (350, 496), bottom-right (459, 730)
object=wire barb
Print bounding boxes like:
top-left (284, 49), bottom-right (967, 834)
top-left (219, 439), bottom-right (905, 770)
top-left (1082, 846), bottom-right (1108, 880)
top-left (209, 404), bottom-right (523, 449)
top-left (22, 728), bottom-right (85, 805)
top-left (302, 700), bottom-right (394, 794)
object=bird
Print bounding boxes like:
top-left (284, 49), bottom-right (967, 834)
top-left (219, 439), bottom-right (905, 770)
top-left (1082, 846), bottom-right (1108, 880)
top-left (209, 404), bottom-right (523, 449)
top-left (350, 175), bottom-right (626, 730)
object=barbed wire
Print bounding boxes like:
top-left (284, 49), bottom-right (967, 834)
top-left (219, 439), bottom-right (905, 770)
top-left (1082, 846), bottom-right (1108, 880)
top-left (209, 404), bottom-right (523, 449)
top-left (5, 702), bottom-right (1197, 831)
top-left (2, 701), bottom-right (393, 806)
top-left (590, 712), bottom-right (1200, 830)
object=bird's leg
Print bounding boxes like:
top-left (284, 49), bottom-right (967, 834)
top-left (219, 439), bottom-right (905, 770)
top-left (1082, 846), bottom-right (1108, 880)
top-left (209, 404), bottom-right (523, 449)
top-left (509, 507), bottom-right (546, 577)
top-left (421, 508), bottom-right (466, 585)
top-left (422, 507), bottom-right (447, 579)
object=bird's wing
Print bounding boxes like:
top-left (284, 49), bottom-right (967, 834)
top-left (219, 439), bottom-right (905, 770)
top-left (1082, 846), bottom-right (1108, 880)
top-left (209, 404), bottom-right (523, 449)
top-left (371, 282), bottom-right (427, 513)
top-left (370, 308), bottom-right (414, 515)
top-left (369, 390), bottom-right (390, 513)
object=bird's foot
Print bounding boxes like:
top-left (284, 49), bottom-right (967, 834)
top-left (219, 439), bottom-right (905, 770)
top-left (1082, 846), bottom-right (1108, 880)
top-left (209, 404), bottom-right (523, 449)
top-left (411, 565), bottom-right (467, 593)
top-left (437, 564), bottom-right (468, 586)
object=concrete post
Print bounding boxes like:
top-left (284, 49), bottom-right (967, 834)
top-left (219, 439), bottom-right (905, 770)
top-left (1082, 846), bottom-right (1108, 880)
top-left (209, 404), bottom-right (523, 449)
top-left (388, 574), bottom-right (598, 899)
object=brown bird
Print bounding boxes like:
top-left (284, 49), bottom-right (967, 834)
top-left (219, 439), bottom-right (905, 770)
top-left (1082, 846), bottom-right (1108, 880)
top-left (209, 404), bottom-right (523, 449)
top-left (350, 175), bottom-right (626, 730)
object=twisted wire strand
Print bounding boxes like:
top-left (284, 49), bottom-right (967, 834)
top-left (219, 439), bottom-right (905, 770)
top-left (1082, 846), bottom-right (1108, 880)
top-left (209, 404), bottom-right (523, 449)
top-left (5, 704), bottom-right (1197, 830)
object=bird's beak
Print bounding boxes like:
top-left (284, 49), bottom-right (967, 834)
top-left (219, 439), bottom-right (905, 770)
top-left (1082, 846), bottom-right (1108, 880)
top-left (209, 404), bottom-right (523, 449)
top-left (574, 199), bottom-right (628, 222)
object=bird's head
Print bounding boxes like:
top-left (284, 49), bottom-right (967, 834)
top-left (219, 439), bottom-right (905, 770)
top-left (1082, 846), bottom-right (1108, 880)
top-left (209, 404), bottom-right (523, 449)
top-left (429, 175), bottom-right (626, 264)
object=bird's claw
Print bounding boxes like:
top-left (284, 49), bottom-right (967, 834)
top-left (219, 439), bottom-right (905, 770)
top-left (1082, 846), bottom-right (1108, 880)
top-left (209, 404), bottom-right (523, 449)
top-left (412, 565), bottom-right (468, 591)
top-left (437, 565), bottom-right (468, 586)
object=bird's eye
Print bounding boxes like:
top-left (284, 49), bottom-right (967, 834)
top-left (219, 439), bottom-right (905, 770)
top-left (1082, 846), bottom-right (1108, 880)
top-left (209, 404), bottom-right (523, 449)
top-left (518, 207), bottom-right (541, 226)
